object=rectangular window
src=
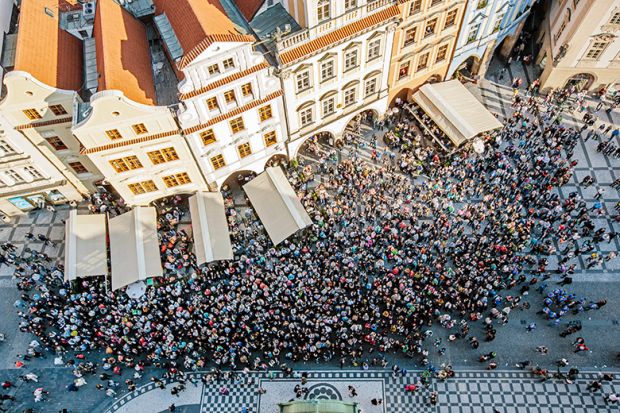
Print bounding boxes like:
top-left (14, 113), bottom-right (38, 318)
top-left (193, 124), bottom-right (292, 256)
top-left (404, 27), bottom-right (417, 47)
top-left (444, 10), bottom-right (457, 28)
top-left (368, 39), bottom-right (381, 61)
top-left (208, 64), bottom-right (220, 75)
top-left (147, 147), bottom-right (179, 165)
top-left (128, 180), bottom-right (157, 195)
top-left (24, 166), bottom-right (43, 179)
top-left (23, 109), bottom-right (41, 120)
top-left (299, 107), bottom-right (313, 127)
top-left (296, 71), bottom-right (311, 92)
top-left (417, 52), bottom-right (429, 71)
top-left (106, 129), bottom-right (123, 140)
top-left (45, 136), bottom-right (68, 150)
top-left (241, 83), bottom-right (253, 97)
top-left (344, 87), bottom-right (356, 105)
top-left (258, 105), bottom-right (273, 122)
top-left (320, 60), bottom-right (335, 82)
top-left (224, 90), bottom-right (236, 105)
top-left (345, 0), bottom-right (356, 10)
top-left (586, 41), bottom-right (609, 59)
top-left (344, 49), bottom-right (359, 71)
top-left (206, 97), bottom-right (219, 111)
top-left (364, 78), bottom-right (377, 96)
top-left (425, 19), bottom-right (437, 37)
top-left (222, 58), bottom-right (235, 70)
top-left (6, 169), bottom-right (24, 183)
top-left (49, 104), bottom-right (67, 116)
top-left (229, 116), bottom-right (245, 133)
top-left (493, 13), bottom-right (504, 33)
top-left (477, 0), bottom-right (488, 9)
top-left (611, 12), bottom-right (620, 25)
top-left (69, 161), bottom-right (88, 174)
top-left (0, 139), bottom-right (15, 155)
top-left (322, 97), bottom-right (335, 116)
top-left (317, 0), bottom-right (330, 21)
top-left (200, 129), bottom-right (216, 146)
top-left (468, 23), bottom-right (481, 43)
top-left (109, 156), bottom-right (143, 173)
top-left (132, 123), bottom-right (148, 135)
top-left (264, 131), bottom-right (277, 147)
top-left (436, 45), bottom-right (448, 62)
top-left (210, 154), bottom-right (226, 170)
top-left (430, 0), bottom-right (443, 7)
top-left (163, 172), bottom-right (191, 188)
top-left (237, 142), bottom-right (252, 159)
top-left (398, 62), bottom-right (410, 80)
top-left (409, 0), bottom-right (421, 15)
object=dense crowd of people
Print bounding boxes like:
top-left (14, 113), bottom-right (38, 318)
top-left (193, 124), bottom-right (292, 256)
top-left (0, 73), bottom-right (618, 410)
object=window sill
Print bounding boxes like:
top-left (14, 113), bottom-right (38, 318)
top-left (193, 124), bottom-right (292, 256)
top-left (343, 66), bottom-right (360, 74)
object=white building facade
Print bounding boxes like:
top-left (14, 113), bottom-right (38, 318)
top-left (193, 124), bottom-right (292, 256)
top-left (269, 0), bottom-right (400, 157)
top-left (177, 42), bottom-right (288, 190)
top-left (447, 0), bottom-right (534, 78)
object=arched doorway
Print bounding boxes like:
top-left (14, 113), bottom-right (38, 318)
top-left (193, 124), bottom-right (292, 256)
top-left (344, 109), bottom-right (378, 143)
top-left (389, 88), bottom-right (412, 107)
top-left (564, 73), bottom-right (595, 92)
top-left (220, 170), bottom-right (257, 192)
top-left (426, 74), bottom-right (442, 84)
top-left (295, 131), bottom-right (336, 160)
top-left (265, 153), bottom-right (289, 169)
top-left (457, 55), bottom-right (482, 78)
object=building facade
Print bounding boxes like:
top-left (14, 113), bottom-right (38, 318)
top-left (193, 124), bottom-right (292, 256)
top-left (447, 0), bottom-right (534, 79)
top-left (258, 0), bottom-right (399, 157)
top-left (0, 0), bottom-right (103, 195)
top-left (72, 0), bottom-right (208, 206)
top-left (535, 0), bottom-right (620, 93)
top-left (388, 0), bottom-right (466, 104)
top-left (154, 0), bottom-right (289, 190)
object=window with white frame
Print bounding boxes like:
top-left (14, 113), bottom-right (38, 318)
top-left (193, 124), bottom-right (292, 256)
top-left (322, 96), bottom-right (336, 116)
top-left (320, 60), bottom-right (335, 82)
top-left (299, 107), bottom-right (314, 127)
top-left (0, 139), bottom-right (16, 156)
top-left (345, 0), bottom-right (356, 11)
top-left (364, 78), bottom-right (377, 96)
top-left (6, 169), bottom-right (24, 183)
top-left (367, 39), bottom-right (381, 61)
top-left (344, 86), bottom-right (357, 105)
top-left (585, 41), bottom-right (609, 59)
top-left (296, 70), bottom-right (311, 92)
top-left (24, 166), bottom-right (43, 179)
top-left (344, 49), bottom-right (359, 71)
top-left (610, 11), bottom-right (620, 25)
top-left (317, 0), bottom-right (330, 22)
top-left (467, 23), bottom-right (481, 43)
top-left (493, 13), bottom-right (505, 32)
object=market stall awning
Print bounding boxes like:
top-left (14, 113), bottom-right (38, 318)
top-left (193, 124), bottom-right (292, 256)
top-left (413, 79), bottom-right (502, 147)
top-left (188, 192), bottom-right (233, 265)
top-left (243, 167), bottom-right (312, 245)
top-left (108, 207), bottom-right (163, 291)
top-left (64, 210), bottom-right (107, 281)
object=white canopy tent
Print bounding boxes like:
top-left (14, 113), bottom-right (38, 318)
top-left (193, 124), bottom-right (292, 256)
top-left (188, 192), bottom-right (233, 265)
top-left (64, 210), bottom-right (107, 282)
top-left (413, 80), bottom-right (502, 147)
top-left (108, 207), bottom-right (163, 291)
top-left (243, 167), bottom-right (312, 245)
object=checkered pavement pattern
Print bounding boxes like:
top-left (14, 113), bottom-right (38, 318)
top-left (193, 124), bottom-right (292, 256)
top-left (0, 207), bottom-right (70, 277)
top-left (102, 370), bottom-right (620, 413)
top-left (477, 79), bottom-right (620, 277)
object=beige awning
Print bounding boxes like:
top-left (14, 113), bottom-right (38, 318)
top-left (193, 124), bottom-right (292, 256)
top-left (413, 79), bottom-right (502, 147)
top-left (64, 210), bottom-right (107, 281)
top-left (243, 167), bottom-right (312, 245)
top-left (188, 192), bottom-right (233, 265)
top-left (108, 207), bottom-right (163, 291)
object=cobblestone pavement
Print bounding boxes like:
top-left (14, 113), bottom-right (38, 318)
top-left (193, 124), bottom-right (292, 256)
top-left (0, 74), bottom-right (618, 412)
top-left (102, 370), bottom-right (620, 413)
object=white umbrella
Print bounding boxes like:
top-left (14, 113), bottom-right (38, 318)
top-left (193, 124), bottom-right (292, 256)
top-left (126, 281), bottom-right (146, 299)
